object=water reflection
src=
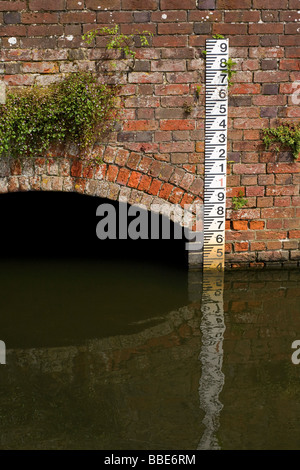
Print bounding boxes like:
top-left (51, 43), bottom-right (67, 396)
top-left (0, 264), bottom-right (300, 450)
top-left (198, 272), bottom-right (225, 450)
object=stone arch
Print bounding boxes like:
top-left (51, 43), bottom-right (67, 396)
top-left (0, 146), bottom-right (203, 210)
top-left (0, 146), bottom-right (204, 266)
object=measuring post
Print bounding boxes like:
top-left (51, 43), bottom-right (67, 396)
top-left (203, 39), bottom-right (229, 271)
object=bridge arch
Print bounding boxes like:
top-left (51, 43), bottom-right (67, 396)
top-left (0, 146), bottom-right (204, 267)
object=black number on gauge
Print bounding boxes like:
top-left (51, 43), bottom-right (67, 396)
top-left (220, 58), bottom-right (227, 68)
top-left (219, 104), bottom-right (226, 114)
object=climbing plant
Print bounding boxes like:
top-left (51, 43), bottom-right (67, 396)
top-left (262, 122), bottom-right (300, 160)
top-left (0, 72), bottom-right (120, 158)
top-left (0, 25), bottom-right (153, 160)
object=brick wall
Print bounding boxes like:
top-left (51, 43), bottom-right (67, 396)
top-left (0, 0), bottom-right (299, 268)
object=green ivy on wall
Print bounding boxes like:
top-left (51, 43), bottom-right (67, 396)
top-left (0, 72), bottom-right (120, 159)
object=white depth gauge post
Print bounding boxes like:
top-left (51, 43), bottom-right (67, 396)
top-left (203, 38), bottom-right (229, 272)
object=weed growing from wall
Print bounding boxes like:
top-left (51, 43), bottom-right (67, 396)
top-left (0, 72), bottom-right (120, 158)
top-left (262, 122), bottom-right (300, 160)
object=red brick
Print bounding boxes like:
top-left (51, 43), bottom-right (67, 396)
top-left (286, 48), bottom-right (300, 58)
top-left (159, 183), bottom-right (174, 200)
top-left (0, 25), bottom-right (26, 36)
top-left (180, 192), bottom-right (194, 208)
top-left (160, 142), bottom-right (194, 153)
top-left (129, 72), bottom-right (163, 84)
top-left (86, 0), bottom-right (120, 9)
top-left (60, 12), bottom-right (96, 23)
top-left (217, 0), bottom-right (251, 7)
top-left (249, 221), bottom-right (265, 230)
top-left (148, 178), bottom-right (162, 196)
top-left (153, 36), bottom-right (187, 48)
top-left (235, 241), bottom-right (249, 252)
top-left (27, 24), bottom-right (63, 36)
top-left (289, 230), bottom-right (300, 239)
top-left (123, 120), bottom-right (157, 132)
top-left (267, 219), bottom-right (283, 229)
top-left (225, 243), bottom-right (232, 253)
top-left (233, 164), bottom-right (266, 175)
top-left (232, 221), bottom-right (248, 230)
top-left (127, 171), bottom-right (142, 188)
top-left (22, 12), bottom-right (59, 23)
top-left (4, 75), bottom-right (35, 86)
top-left (138, 175), bottom-right (152, 192)
top-left (155, 84), bottom-right (189, 95)
top-left (258, 231), bottom-right (287, 240)
top-left (213, 24), bottom-right (247, 35)
top-left (274, 196), bottom-right (291, 207)
top-left (246, 186), bottom-right (265, 197)
top-left (160, 120), bottom-right (194, 131)
top-left (169, 187), bottom-right (184, 204)
top-left (122, 0), bottom-right (158, 9)
top-left (266, 186), bottom-right (297, 196)
top-left (251, 242), bottom-right (266, 251)
top-left (116, 167), bottom-right (130, 185)
top-left (266, 241), bottom-right (282, 250)
top-left (234, 118), bottom-right (269, 130)
top-left (149, 161), bottom-right (163, 177)
top-left (254, 71), bottom-right (289, 82)
top-left (249, 24), bottom-right (283, 34)
top-left (227, 187), bottom-right (245, 198)
top-left (160, 0), bottom-right (196, 8)
top-left (158, 23), bottom-right (193, 35)
top-left (252, 0), bottom-right (288, 7)
top-left (22, 62), bottom-right (59, 73)
top-left (261, 208), bottom-right (294, 218)
top-left (225, 11), bottom-right (260, 22)
top-left (71, 160), bottom-right (82, 178)
top-left (230, 209), bottom-right (261, 220)
top-left (103, 147), bottom-right (117, 164)
top-left (151, 59), bottom-right (186, 72)
top-left (230, 84), bottom-right (260, 94)
top-left (29, 0), bottom-right (65, 10)
top-left (267, 163), bottom-right (300, 174)
top-left (152, 11), bottom-right (187, 22)
top-left (107, 165), bottom-right (119, 183)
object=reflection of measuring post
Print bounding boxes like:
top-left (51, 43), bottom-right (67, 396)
top-left (198, 271), bottom-right (225, 449)
top-left (0, 340), bottom-right (6, 365)
top-left (203, 39), bottom-right (229, 271)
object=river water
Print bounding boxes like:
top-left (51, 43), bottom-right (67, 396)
top-left (0, 192), bottom-right (299, 450)
top-left (0, 259), bottom-right (300, 450)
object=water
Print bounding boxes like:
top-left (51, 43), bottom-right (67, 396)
top-left (0, 260), bottom-right (300, 450)
top-left (0, 191), bottom-right (300, 450)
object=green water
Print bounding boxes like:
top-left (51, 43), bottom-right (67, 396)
top-left (0, 261), bottom-right (300, 450)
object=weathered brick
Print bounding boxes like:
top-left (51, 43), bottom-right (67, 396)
top-left (29, 0), bottom-right (65, 10)
top-left (122, 0), bottom-right (158, 9)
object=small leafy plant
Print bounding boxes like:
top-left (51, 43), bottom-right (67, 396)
top-left (224, 58), bottom-right (237, 88)
top-left (213, 34), bottom-right (225, 39)
top-left (262, 122), bottom-right (300, 160)
top-left (232, 190), bottom-right (248, 210)
top-left (195, 85), bottom-right (202, 100)
top-left (0, 72), bottom-right (120, 158)
top-left (82, 25), bottom-right (153, 70)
